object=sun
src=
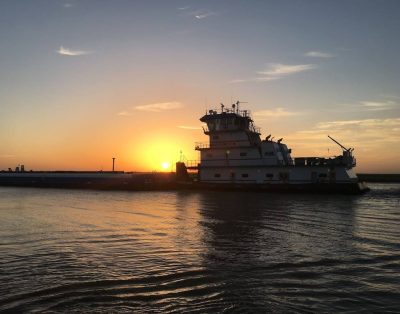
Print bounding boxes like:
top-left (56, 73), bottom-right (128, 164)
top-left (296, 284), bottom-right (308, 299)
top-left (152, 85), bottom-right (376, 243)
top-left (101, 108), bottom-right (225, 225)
top-left (161, 161), bottom-right (170, 170)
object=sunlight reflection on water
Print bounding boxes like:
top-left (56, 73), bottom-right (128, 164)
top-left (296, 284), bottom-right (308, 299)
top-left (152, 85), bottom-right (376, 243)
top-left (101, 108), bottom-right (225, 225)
top-left (0, 184), bottom-right (399, 312)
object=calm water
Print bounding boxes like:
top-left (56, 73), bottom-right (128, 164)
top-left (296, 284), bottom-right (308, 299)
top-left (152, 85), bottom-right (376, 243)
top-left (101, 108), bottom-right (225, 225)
top-left (0, 184), bottom-right (399, 313)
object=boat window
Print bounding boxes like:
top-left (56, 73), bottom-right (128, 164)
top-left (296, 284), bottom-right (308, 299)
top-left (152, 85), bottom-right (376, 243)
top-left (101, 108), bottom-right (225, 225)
top-left (240, 152), bottom-right (247, 157)
top-left (266, 173), bottom-right (273, 178)
top-left (264, 152), bottom-right (274, 156)
top-left (206, 153), bottom-right (213, 157)
top-left (241, 173), bottom-right (249, 178)
top-left (318, 173), bottom-right (327, 178)
top-left (212, 135), bottom-right (219, 140)
top-left (214, 173), bottom-right (221, 178)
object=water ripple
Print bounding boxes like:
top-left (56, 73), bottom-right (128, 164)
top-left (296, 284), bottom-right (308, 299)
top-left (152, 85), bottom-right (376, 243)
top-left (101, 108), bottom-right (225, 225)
top-left (0, 184), bottom-right (399, 312)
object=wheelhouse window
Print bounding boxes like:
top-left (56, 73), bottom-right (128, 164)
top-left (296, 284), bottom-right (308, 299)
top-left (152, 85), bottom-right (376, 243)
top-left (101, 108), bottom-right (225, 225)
top-left (240, 152), bottom-right (247, 157)
top-left (214, 173), bottom-right (221, 178)
top-left (266, 173), bottom-right (274, 178)
top-left (241, 173), bottom-right (249, 178)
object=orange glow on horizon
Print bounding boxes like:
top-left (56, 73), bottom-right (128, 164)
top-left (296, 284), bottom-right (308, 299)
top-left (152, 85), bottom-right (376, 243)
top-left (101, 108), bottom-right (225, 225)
top-left (126, 133), bottom-right (191, 172)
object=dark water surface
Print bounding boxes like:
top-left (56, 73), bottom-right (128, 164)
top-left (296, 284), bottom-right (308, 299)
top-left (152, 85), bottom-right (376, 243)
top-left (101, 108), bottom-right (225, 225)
top-left (1, 184), bottom-right (399, 313)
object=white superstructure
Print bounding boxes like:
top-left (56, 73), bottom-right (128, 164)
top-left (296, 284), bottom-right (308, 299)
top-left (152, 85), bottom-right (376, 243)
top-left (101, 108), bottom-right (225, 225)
top-left (190, 102), bottom-right (363, 191)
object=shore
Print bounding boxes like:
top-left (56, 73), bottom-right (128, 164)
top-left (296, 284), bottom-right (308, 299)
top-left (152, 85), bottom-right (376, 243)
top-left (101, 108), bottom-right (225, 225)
top-left (357, 173), bottom-right (400, 183)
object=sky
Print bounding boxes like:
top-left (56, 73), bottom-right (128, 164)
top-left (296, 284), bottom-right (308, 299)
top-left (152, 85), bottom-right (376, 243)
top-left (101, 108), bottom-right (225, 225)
top-left (0, 0), bottom-right (399, 173)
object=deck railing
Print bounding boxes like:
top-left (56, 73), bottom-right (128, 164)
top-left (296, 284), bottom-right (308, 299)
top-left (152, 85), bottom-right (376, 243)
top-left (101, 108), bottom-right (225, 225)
top-left (206, 108), bottom-right (252, 117)
top-left (184, 160), bottom-right (200, 168)
top-left (250, 125), bottom-right (261, 134)
top-left (195, 142), bottom-right (210, 150)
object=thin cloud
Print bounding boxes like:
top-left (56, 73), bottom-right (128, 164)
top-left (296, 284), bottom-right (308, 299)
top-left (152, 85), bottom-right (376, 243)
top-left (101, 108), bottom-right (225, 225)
top-left (316, 118), bottom-right (400, 129)
top-left (361, 101), bottom-right (396, 111)
top-left (57, 46), bottom-right (91, 56)
top-left (229, 79), bottom-right (248, 84)
top-left (63, 3), bottom-right (73, 8)
top-left (194, 11), bottom-right (216, 19)
top-left (231, 63), bottom-right (316, 83)
top-left (1, 154), bottom-right (14, 159)
top-left (332, 99), bottom-right (399, 113)
top-left (253, 108), bottom-right (300, 118)
top-left (254, 76), bottom-right (282, 82)
top-left (185, 9), bottom-right (216, 20)
top-left (178, 125), bottom-right (202, 130)
top-left (117, 111), bottom-right (132, 116)
top-left (135, 101), bottom-right (183, 112)
top-left (380, 94), bottom-right (400, 100)
top-left (305, 51), bottom-right (334, 58)
top-left (258, 63), bottom-right (316, 77)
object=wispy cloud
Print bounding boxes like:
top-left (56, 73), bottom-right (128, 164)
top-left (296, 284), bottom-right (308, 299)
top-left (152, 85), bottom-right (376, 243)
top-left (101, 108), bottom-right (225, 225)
top-left (117, 111), bottom-right (132, 117)
top-left (177, 125), bottom-right (202, 130)
top-left (254, 76), bottom-right (282, 82)
top-left (258, 63), bottom-right (317, 77)
top-left (57, 46), bottom-right (91, 56)
top-left (253, 108), bottom-right (300, 118)
top-left (316, 118), bottom-right (400, 129)
top-left (305, 51), bottom-right (334, 58)
top-left (380, 94), bottom-right (400, 100)
top-left (360, 101), bottom-right (396, 111)
top-left (231, 63), bottom-right (316, 83)
top-left (63, 3), bottom-right (73, 8)
top-left (1, 154), bottom-right (14, 159)
top-left (331, 98), bottom-right (399, 113)
top-left (135, 101), bottom-right (183, 112)
top-left (183, 8), bottom-right (216, 20)
top-left (194, 11), bottom-right (216, 19)
top-left (229, 79), bottom-right (248, 83)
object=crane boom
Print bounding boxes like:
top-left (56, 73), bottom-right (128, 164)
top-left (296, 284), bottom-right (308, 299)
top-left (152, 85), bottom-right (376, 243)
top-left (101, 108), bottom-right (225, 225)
top-left (328, 135), bottom-right (350, 152)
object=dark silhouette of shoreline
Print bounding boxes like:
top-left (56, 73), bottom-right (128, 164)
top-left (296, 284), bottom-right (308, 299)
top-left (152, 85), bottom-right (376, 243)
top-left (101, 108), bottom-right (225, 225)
top-left (357, 173), bottom-right (400, 182)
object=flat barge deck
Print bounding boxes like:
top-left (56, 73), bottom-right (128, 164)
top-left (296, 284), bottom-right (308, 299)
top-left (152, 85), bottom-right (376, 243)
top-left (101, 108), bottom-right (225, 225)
top-left (0, 171), bottom-right (177, 191)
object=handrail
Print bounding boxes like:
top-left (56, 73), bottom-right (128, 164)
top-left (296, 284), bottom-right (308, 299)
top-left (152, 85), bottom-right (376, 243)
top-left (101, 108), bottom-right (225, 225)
top-left (206, 108), bottom-right (252, 118)
top-left (184, 160), bottom-right (200, 168)
top-left (195, 142), bottom-right (209, 149)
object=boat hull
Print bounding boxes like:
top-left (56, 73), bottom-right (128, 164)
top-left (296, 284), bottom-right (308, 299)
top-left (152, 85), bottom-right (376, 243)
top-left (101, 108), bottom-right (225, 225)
top-left (0, 172), bottom-right (369, 194)
top-left (177, 181), bottom-right (370, 194)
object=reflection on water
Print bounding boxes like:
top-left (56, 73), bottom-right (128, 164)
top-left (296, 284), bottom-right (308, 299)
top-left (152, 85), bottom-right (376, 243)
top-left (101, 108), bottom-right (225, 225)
top-left (0, 184), bottom-right (399, 312)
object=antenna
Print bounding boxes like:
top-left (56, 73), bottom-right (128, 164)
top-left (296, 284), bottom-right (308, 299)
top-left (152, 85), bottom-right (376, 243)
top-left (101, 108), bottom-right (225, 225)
top-left (112, 157), bottom-right (116, 172)
top-left (236, 100), bottom-right (248, 113)
top-left (328, 135), bottom-right (351, 152)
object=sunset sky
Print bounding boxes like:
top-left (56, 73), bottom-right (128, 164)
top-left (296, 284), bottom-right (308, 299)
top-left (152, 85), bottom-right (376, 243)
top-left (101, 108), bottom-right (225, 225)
top-left (1, 0), bottom-right (399, 173)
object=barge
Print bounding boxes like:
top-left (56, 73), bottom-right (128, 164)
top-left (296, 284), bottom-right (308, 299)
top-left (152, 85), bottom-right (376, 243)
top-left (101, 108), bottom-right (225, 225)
top-left (0, 102), bottom-right (369, 194)
top-left (0, 171), bottom-right (176, 190)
